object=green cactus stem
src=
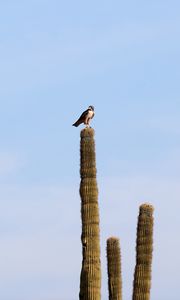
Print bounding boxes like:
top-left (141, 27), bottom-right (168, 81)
top-left (79, 128), bottom-right (101, 300)
top-left (107, 237), bottom-right (122, 300)
top-left (132, 203), bottom-right (154, 300)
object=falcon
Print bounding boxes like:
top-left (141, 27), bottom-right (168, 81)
top-left (72, 105), bottom-right (95, 127)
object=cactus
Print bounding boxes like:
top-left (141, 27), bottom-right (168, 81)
top-left (79, 128), bottom-right (101, 300)
top-left (132, 203), bottom-right (154, 300)
top-left (107, 237), bottom-right (122, 300)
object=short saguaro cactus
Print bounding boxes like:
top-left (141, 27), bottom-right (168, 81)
top-left (107, 237), bottom-right (122, 300)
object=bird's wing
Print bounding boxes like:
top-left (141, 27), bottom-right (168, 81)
top-left (77, 109), bottom-right (89, 122)
top-left (72, 109), bottom-right (89, 127)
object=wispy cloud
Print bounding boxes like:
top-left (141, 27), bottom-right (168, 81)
top-left (0, 152), bottom-right (24, 176)
top-left (0, 183), bottom-right (80, 300)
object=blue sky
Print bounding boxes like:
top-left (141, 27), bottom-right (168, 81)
top-left (0, 1), bottom-right (180, 299)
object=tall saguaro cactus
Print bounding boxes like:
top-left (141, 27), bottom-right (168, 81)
top-left (107, 237), bottom-right (122, 300)
top-left (132, 203), bottom-right (154, 300)
top-left (79, 128), bottom-right (101, 300)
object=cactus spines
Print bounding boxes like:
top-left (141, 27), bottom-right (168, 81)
top-left (132, 203), bottom-right (154, 300)
top-left (107, 237), bottom-right (122, 300)
top-left (79, 128), bottom-right (101, 300)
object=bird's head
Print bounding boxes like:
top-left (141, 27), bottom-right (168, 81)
top-left (88, 105), bottom-right (94, 111)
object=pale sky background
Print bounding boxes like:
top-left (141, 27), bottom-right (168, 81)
top-left (0, 1), bottom-right (180, 299)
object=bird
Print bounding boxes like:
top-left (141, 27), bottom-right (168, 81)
top-left (72, 105), bottom-right (95, 127)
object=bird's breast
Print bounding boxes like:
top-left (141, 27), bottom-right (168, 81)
top-left (88, 110), bottom-right (94, 118)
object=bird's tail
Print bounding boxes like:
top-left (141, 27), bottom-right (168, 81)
top-left (72, 120), bottom-right (81, 127)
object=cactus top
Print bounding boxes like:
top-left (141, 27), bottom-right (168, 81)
top-left (80, 127), bottom-right (96, 179)
top-left (107, 237), bottom-right (120, 247)
top-left (140, 203), bottom-right (154, 216)
top-left (81, 127), bottom-right (95, 138)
